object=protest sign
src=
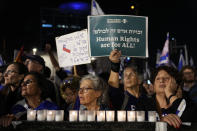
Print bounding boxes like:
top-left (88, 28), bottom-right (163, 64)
top-left (56, 29), bottom-right (91, 67)
top-left (88, 15), bottom-right (148, 57)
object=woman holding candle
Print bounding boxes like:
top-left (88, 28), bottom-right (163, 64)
top-left (149, 66), bottom-right (197, 128)
top-left (78, 74), bottom-right (109, 110)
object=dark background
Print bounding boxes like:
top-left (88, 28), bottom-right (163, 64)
top-left (0, 0), bottom-right (196, 68)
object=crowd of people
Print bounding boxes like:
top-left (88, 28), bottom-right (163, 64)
top-left (0, 44), bottom-right (197, 129)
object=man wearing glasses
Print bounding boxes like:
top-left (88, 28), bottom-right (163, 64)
top-left (180, 65), bottom-right (197, 104)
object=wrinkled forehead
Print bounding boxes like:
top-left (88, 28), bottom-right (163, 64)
top-left (80, 79), bottom-right (93, 87)
top-left (156, 70), bottom-right (171, 77)
top-left (6, 64), bottom-right (18, 71)
top-left (124, 67), bottom-right (136, 74)
top-left (183, 68), bottom-right (193, 73)
top-left (24, 74), bottom-right (36, 81)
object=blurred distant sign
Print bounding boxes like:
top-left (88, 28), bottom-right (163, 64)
top-left (88, 15), bottom-right (148, 57)
top-left (56, 29), bottom-right (91, 67)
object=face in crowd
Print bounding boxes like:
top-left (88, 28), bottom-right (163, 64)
top-left (60, 77), bottom-right (80, 105)
top-left (3, 63), bottom-right (24, 87)
top-left (21, 74), bottom-right (41, 98)
top-left (182, 68), bottom-right (195, 83)
top-left (25, 59), bottom-right (43, 73)
top-left (78, 79), bottom-right (101, 107)
top-left (123, 67), bottom-right (141, 89)
top-left (153, 66), bottom-right (180, 96)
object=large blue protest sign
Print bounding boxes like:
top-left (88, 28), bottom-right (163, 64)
top-left (88, 15), bottom-right (148, 57)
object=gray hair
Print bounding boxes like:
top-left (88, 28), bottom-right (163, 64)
top-left (80, 74), bottom-right (109, 105)
top-left (123, 64), bottom-right (144, 84)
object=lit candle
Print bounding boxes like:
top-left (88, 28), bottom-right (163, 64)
top-left (97, 111), bottom-right (105, 122)
top-left (55, 110), bottom-right (64, 122)
top-left (79, 110), bottom-right (86, 122)
top-left (37, 110), bottom-right (46, 121)
top-left (136, 111), bottom-right (145, 122)
top-left (155, 122), bottom-right (167, 131)
top-left (127, 111), bottom-right (136, 122)
top-left (27, 109), bottom-right (36, 121)
top-left (117, 111), bottom-right (126, 122)
top-left (86, 110), bottom-right (95, 122)
top-left (106, 111), bottom-right (114, 122)
top-left (47, 110), bottom-right (55, 121)
top-left (69, 110), bottom-right (78, 122)
top-left (148, 111), bottom-right (156, 122)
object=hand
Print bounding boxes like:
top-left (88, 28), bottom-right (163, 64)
top-left (45, 43), bottom-right (52, 53)
top-left (109, 50), bottom-right (121, 63)
top-left (143, 83), bottom-right (155, 96)
top-left (161, 114), bottom-right (182, 128)
top-left (0, 114), bottom-right (15, 127)
top-left (164, 78), bottom-right (177, 98)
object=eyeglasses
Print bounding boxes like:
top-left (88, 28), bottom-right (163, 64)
top-left (78, 88), bottom-right (94, 93)
top-left (21, 79), bottom-right (34, 87)
top-left (183, 72), bottom-right (194, 75)
top-left (4, 70), bottom-right (18, 76)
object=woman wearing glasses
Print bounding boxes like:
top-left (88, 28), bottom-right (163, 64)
top-left (78, 74), bottom-right (109, 110)
top-left (0, 72), bottom-right (59, 127)
top-left (0, 62), bottom-right (28, 117)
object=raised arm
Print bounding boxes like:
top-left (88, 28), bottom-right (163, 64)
top-left (45, 43), bottom-right (60, 71)
top-left (108, 50), bottom-right (121, 88)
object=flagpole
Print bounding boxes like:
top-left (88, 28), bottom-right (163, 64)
top-left (184, 44), bottom-right (189, 65)
top-left (91, 0), bottom-right (93, 15)
top-left (73, 65), bottom-right (78, 77)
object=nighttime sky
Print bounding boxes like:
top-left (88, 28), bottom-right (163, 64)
top-left (0, 0), bottom-right (196, 66)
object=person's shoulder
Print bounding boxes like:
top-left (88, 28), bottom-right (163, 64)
top-left (42, 100), bottom-right (59, 110)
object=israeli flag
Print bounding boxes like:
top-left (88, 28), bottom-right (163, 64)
top-left (159, 33), bottom-right (170, 66)
top-left (91, 0), bottom-right (104, 15)
top-left (178, 50), bottom-right (185, 71)
top-left (190, 56), bottom-right (194, 67)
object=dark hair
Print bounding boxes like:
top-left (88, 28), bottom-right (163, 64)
top-left (180, 65), bottom-right (196, 76)
top-left (24, 72), bottom-right (48, 100)
top-left (43, 66), bottom-right (51, 78)
top-left (0, 65), bottom-right (7, 73)
top-left (123, 63), bottom-right (144, 83)
top-left (72, 64), bottom-right (88, 77)
top-left (61, 76), bottom-right (81, 93)
top-left (151, 66), bottom-right (182, 86)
